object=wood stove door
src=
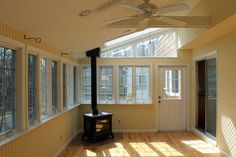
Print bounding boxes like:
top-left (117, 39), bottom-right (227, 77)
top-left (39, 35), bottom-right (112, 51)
top-left (158, 66), bottom-right (187, 131)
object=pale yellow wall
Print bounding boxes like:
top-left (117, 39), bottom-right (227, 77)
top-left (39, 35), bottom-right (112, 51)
top-left (0, 22), bottom-right (80, 157)
top-left (191, 30), bottom-right (236, 156)
top-left (78, 51), bottom-right (192, 131)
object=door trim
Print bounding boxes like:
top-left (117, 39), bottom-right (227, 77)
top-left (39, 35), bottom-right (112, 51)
top-left (155, 63), bottom-right (190, 131)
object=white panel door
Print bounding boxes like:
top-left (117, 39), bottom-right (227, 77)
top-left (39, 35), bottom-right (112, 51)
top-left (158, 66), bottom-right (187, 131)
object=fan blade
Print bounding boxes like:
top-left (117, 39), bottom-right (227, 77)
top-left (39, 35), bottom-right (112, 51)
top-left (103, 16), bottom-right (138, 24)
top-left (116, 3), bottom-right (144, 13)
top-left (155, 16), bottom-right (186, 26)
top-left (137, 18), bottom-right (149, 31)
top-left (104, 16), bottom-right (141, 28)
top-left (158, 3), bottom-right (190, 14)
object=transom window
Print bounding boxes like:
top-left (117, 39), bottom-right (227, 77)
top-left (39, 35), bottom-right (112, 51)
top-left (102, 30), bottom-right (177, 58)
top-left (0, 47), bottom-right (16, 134)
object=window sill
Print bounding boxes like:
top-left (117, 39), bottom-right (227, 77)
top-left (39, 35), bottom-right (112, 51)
top-left (0, 104), bottom-right (80, 146)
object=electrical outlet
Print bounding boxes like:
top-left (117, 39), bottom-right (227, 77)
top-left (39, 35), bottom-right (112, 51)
top-left (118, 120), bottom-right (121, 123)
top-left (60, 135), bottom-right (63, 140)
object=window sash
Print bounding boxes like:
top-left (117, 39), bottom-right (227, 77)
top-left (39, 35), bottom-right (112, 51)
top-left (0, 47), bottom-right (16, 134)
top-left (51, 60), bottom-right (58, 114)
top-left (28, 54), bottom-right (37, 125)
top-left (82, 67), bottom-right (91, 103)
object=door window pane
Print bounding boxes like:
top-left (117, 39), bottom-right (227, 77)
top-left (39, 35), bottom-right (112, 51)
top-left (28, 54), bottom-right (37, 125)
top-left (119, 67), bottom-right (133, 103)
top-left (98, 66), bottom-right (113, 103)
top-left (0, 47), bottom-right (16, 133)
top-left (51, 60), bottom-right (58, 113)
top-left (136, 67), bottom-right (150, 103)
top-left (40, 58), bottom-right (49, 119)
top-left (164, 70), bottom-right (181, 100)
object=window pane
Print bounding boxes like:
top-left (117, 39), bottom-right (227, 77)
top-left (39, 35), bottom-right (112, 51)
top-left (40, 58), bottom-right (49, 119)
top-left (28, 54), bottom-right (37, 125)
top-left (82, 67), bottom-right (91, 103)
top-left (101, 46), bottom-right (132, 57)
top-left (62, 63), bottom-right (67, 109)
top-left (164, 70), bottom-right (181, 100)
top-left (0, 47), bottom-right (16, 133)
top-left (51, 60), bottom-right (58, 113)
top-left (136, 67), bottom-right (150, 103)
top-left (98, 66), bottom-right (113, 103)
top-left (73, 66), bottom-right (77, 105)
top-left (119, 67), bottom-right (133, 103)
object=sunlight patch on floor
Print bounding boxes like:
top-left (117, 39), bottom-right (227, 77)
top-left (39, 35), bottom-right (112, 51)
top-left (150, 142), bottom-right (184, 156)
top-left (86, 149), bottom-right (97, 157)
top-left (108, 143), bottom-right (130, 157)
top-left (182, 140), bottom-right (220, 154)
top-left (130, 142), bottom-right (159, 157)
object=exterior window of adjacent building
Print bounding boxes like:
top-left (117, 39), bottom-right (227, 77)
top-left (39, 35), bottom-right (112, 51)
top-left (73, 66), bottom-right (77, 105)
top-left (82, 66), bottom-right (91, 104)
top-left (135, 67), bottom-right (150, 103)
top-left (40, 58), bottom-right (49, 119)
top-left (28, 54), bottom-right (37, 125)
top-left (0, 47), bottom-right (16, 134)
top-left (119, 66), bottom-right (133, 103)
top-left (62, 63), bottom-right (67, 109)
top-left (51, 60), bottom-right (58, 114)
top-left (98, 66), bottom-right (113, 104)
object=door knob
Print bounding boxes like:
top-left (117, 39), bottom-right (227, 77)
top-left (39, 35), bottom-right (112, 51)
top-left (158, 100), bottom-right (161, 103)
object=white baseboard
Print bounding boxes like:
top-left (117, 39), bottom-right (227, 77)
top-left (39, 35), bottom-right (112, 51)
top-left (53, 130), bottom-right (80, 157)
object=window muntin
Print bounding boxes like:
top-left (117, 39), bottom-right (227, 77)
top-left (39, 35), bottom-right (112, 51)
top-left (98, 66), bottom-right (113, 104)
top-left (119, 66), bottom-right (133, 103)
top-left (62, 63), bottom-right (67, 109)
top-left (40, 58), bottom-right (49, 119)
top-left (135, 67), bottom-right (150, 103)
top-left (0, 47), bottom-right (16, 134)
top-left (82, 67), bottom-right (91, 104)
top-left (28, 54), bottom-right (37, 125)
top-left (51, 60), bottom-right (58, 114)
top-left (164, 70), bottom-right (181, 100)
top-left (101, 46), bottom-right (132, 58)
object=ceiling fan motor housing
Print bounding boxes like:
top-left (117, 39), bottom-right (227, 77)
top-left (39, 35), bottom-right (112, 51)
top-left (138, 2), bottom-right (158, 14)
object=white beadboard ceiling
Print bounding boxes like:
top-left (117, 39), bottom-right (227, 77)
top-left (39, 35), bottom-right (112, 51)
top-left (0, 0), bottom-right (202, 57)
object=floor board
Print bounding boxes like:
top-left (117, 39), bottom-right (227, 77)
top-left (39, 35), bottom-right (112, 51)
top-left (58, 132), bottom-right (223, 157)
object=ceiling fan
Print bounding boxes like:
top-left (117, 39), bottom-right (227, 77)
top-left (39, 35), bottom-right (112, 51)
top-left (103, 0), bottom-right (210, 30)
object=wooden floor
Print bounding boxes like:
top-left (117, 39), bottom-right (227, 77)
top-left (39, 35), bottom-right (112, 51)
top-left (58, 132), bottom-right (223, 157)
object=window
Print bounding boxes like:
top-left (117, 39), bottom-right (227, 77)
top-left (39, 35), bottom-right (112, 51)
top-left (73, 66), bottom-right (77, 105)
top-left (62, 63), bottom-right (67, 109)
top-left (51, 60), bottom-right (58, 114)
top-left (102, 30), bottom-right (177, 58)
top-left (135, 67), bottom-right (150, 103)
top-left (119, 66), bottom-right (133, 103)
top-left (28, 54), bottom-right (37, 125)
top-left (40, 58), bottom-right (49, 119)
top-left (101, 46), bottom-right (132, 58)
top-left (119, 66), bottom-right (151, 104)
top-left (81, 66), bottom-right (91, 104)
top-left (164, 70), bottom-right (181, 100)
top-left (0, 47), bottom-right (16, 134)
top-left (98, 66), bottom-right (113, 104)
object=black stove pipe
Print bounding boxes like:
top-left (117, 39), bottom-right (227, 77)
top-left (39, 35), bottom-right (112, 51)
top-left (86, 48), bottom-right (100, 115)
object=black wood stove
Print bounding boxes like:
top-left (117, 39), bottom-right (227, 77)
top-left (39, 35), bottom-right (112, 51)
top-left (82, 48), bottom-right (114, 142)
